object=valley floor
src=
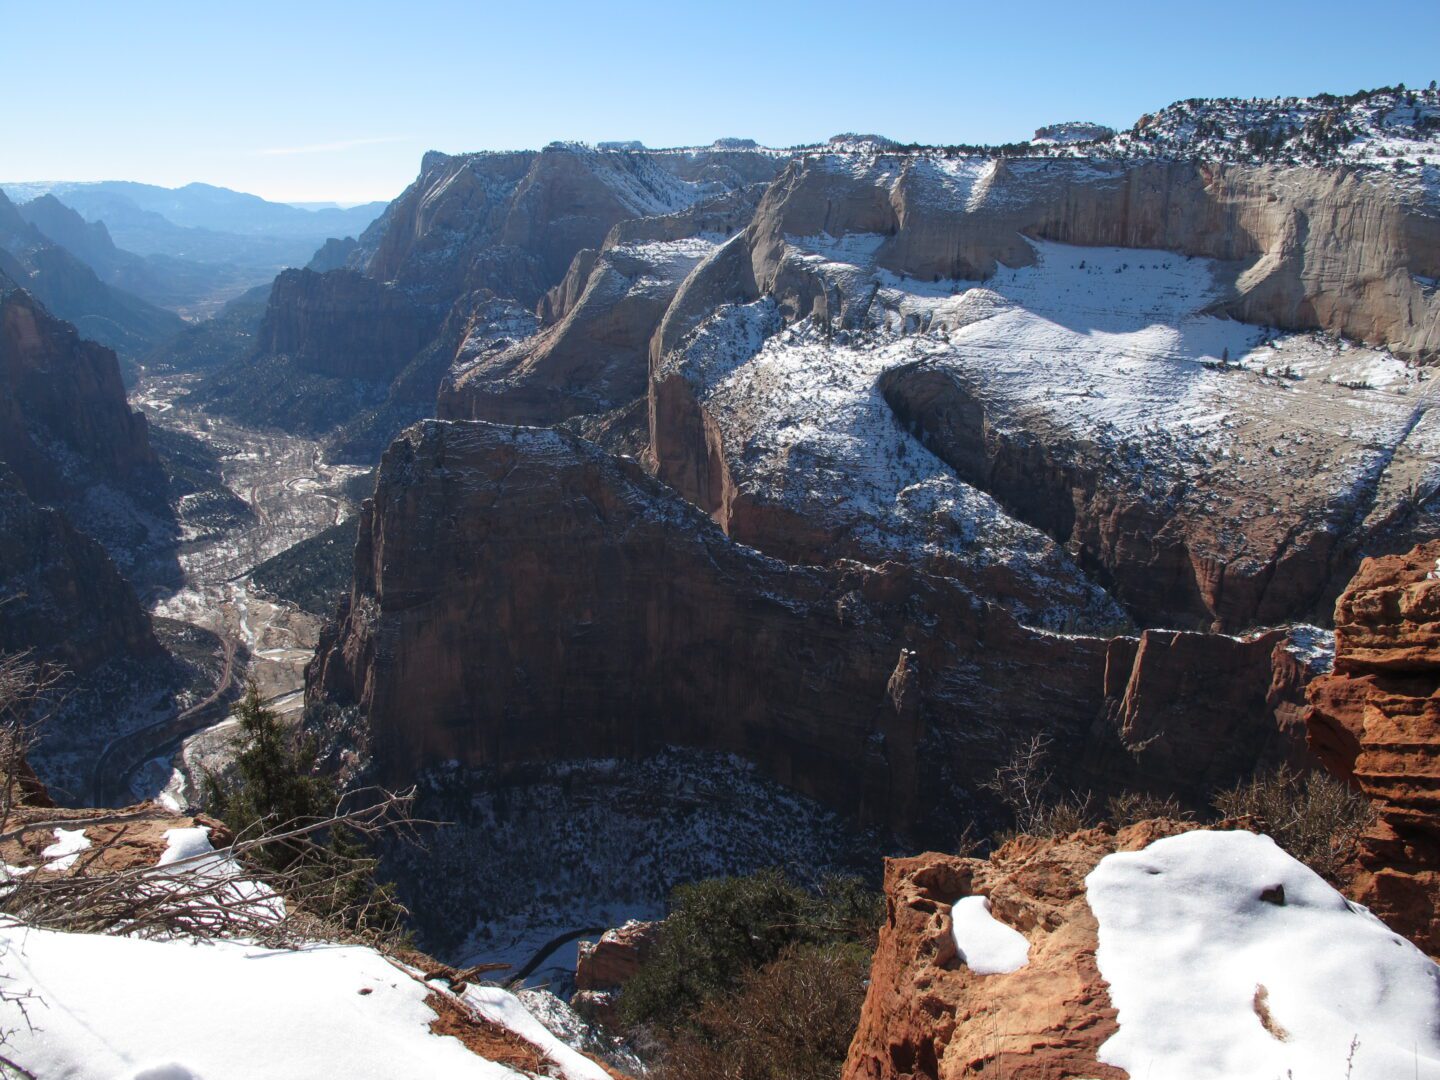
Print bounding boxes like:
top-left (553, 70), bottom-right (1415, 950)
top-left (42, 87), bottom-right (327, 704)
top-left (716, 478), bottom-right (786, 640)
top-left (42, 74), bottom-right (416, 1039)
top-left (117, 372), bottom-right (366, 806)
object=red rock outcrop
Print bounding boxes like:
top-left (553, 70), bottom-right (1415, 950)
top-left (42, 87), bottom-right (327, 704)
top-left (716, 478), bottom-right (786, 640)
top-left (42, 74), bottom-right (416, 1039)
top-left (1305, 540), bottom-right (1440, 955)
top-left (1079, 627), bottom-right (1324, 791)
top-left (307, 419), bottom-right (1323, 837)
top-left (575, 920), bottom-right (659, 992)
top-left (572, 920), bottom-right (660, 1026)
top-left (842, 821), bottom-right (1199, 1080)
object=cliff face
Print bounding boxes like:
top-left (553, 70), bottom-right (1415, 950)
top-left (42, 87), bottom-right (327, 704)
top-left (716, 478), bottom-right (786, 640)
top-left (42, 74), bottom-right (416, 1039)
top-left (438, 184), bottom-right (770, 429)
top-left (0, 467), bottom-right (160, 675)
top-left (258, 268), bottom-right (432, 381)
top-left (648, 155), bottom-right (1440, 632)
top-left (0, 288), bottom-right (161, 504)
top-left (357, 146), bottom-right (784, 312)
top-left (744, 158), bottom-right (1440, 361)
top-left (438, 236), bottom-right (719, 425)
top-left (1305, 541), bottom-right (1440, 955)
top-left (0, 289), bottom-right (165, 674)
top-left (307, 420), bottom-right (1319, 837)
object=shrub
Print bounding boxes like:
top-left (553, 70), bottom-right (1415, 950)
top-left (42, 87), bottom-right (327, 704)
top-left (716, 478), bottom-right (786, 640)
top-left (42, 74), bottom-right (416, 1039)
top-left (1104, 790), bottom-right (1190, 828)
top-left (1212, 765), bottom-right (1374, 881)
top-left (618, 869), bottom-right (881, 1034)
top-left (652, 942), bottom-right (871, 1080)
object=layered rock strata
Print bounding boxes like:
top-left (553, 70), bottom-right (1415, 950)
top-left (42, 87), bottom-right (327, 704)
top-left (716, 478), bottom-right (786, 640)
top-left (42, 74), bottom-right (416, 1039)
top-left (1305, 540), bottom-right (1440, 955)
top-left (647, 155), bottom-right (1440, 631)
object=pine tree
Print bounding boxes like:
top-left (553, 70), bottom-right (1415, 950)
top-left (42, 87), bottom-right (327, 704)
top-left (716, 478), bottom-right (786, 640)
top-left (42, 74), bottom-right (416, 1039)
top-left (202, 682), bottom-right (406, 936)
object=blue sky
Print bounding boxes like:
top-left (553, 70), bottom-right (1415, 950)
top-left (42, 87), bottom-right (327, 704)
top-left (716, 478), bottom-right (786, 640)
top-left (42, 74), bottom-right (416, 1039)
top-left (3, 0), bottom-right (1437, 205)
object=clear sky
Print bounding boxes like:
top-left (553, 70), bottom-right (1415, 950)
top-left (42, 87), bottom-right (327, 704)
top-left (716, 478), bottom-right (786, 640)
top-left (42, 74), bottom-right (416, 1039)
top-left (3, 0), bottom-right (1437, 205)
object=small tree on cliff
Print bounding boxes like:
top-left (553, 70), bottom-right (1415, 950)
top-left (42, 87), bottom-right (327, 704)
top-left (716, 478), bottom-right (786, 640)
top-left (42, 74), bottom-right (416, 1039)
top-left (202, 682), bottom-right (405, 937)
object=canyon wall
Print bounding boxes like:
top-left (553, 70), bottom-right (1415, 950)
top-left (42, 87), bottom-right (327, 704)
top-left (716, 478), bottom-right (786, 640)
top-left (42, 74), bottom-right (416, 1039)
top-left (307, 420), bottom-right (1318, 838)
top-left (258, 268), bottom-right (433, 381)
top-left (742, 158), bottom-right (1440, 361)
top-left (0, 288), bottom-right (161, 503)
top-left (647, 155), bottom-right (1440, 632)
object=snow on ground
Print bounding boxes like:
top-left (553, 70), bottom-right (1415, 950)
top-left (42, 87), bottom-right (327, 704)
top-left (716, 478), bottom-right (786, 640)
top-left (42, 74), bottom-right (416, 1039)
top-left (1086, 830), bottom-right (1440, 1080)
top-left (39, 828), bottom-right (91, 871)
top-left (0, 923), bottom-right (534, 1080)
top-left (950, 895), bottom-right (1030, 974)
top-left (462, 985), bottom-right (612, 1080)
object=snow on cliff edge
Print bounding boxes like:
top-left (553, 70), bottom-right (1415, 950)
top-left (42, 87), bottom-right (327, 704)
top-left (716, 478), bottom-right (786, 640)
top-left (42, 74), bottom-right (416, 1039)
top-left (1087, 830), bottom-right (1440, 1080)
top-left (0, 920), bottom-right (607, 1080)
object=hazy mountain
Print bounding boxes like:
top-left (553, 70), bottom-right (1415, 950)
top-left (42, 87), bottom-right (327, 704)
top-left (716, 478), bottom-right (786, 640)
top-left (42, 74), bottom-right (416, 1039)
top-left (16, 194), bottom-right (260, 317)
top-left (2, 180), bottom-right (385, 239)
top-left (0, 190), bottom-right (183, 364)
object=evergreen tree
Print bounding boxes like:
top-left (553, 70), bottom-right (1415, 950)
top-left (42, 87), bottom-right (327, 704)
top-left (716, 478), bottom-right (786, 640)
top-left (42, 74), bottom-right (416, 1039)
top-left (202, 682), bottom-right (405, 937)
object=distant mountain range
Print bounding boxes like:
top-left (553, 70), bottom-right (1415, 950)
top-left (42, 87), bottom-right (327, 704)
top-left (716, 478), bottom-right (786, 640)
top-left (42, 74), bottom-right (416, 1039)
top-left (1, 180), bottom-right (385, 242)
top-left (0, 180), bottom-right (388, 327)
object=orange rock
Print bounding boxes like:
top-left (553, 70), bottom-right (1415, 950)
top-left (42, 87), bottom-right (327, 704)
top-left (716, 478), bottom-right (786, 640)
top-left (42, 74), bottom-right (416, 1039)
top-left (1304, 540), bottom-right (1440, 956)
top-left (843, 822), bottom-right (1198, 1080)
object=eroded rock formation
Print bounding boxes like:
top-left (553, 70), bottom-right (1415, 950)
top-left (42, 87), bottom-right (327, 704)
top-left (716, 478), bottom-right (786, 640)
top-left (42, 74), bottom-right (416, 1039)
top-left (307, 420), bottom-right (1322, 838)
top-left (647, 154), bottom-right (1440, 632)
top-left (572, 920), bottom-right (660, 1025)
top-left (0, 288), bottom-right (162, 502)
top-left (842, 822), bottom-right (1196, 1080)
top-left (1306, 540), bottom-right (1440, 955)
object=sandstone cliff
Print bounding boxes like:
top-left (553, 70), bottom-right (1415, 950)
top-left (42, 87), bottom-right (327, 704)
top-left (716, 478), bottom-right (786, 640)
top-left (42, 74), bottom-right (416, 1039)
top-left (1305, 540), bottom-right (1440, 955)
top-left (307, 420), bottom-right (1321, 838)
top-left (0, 288), bottom-right (162, 503)
top-left (647, 155), bottom-right (1440, 632)
top-left (257, 268), bottom-right (433, 381)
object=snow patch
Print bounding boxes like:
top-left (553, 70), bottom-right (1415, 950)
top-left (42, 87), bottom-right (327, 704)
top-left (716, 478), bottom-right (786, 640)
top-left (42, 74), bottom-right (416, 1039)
top-left (41, 827), bottom-right (91, 871)
top-left (1086, 829), bottom-right (1440, 1080)
top-left (462, 985), bottom-right (612, 1080)
top-left (0, 923), bottom-right (527, 1078)
top-left (950, 895), bottom-right (1030, 974)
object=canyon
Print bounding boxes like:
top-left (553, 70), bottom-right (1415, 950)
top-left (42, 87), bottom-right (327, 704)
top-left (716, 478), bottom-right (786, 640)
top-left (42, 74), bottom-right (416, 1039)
top-left (2, 79), bottom-right (1439, 1079)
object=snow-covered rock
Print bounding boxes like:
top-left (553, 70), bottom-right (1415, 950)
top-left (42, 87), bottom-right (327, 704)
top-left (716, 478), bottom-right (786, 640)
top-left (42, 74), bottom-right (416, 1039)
top-left (1087, 829), bottom-right (1440, 1080)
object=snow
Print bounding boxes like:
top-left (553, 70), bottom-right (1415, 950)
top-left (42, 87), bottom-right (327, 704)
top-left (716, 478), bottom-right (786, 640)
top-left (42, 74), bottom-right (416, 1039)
top-left (677, 232), bottom-right (1438, 629)
top-left (0, 922), bottom-right (526, 1079)
top-left (41, 827), bottom-right (91, 871)
top-left (1279, 625), bottom-right (1335, 675)
top-left (157, 825), bottom-right (218, 866)
top-left (1086, 829), bottom-right (1440, 1080)
top-left (950, 895), bottom-right (1030, 974)
top-left (146, 825), bottom-right (286, 927)
top-left (462, 985), bottom-right (612, 1080)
